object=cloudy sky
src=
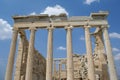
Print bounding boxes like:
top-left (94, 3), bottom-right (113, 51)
top-left (0, 0), bottom-right (120, 79)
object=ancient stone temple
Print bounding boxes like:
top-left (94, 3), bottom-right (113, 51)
top-left (5, 11), bottom-right (118, 80)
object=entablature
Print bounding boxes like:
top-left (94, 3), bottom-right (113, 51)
top-left (13, 11), bottom-right (109, 29)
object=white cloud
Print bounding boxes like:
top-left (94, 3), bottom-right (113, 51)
top-left (29, 5), bottom-right (69, 16)
top-left (109, 32), bottom-right (120, 39)
top-left (84, 0), bottom-right (99, 5)
top-left (0, 19), bottom-right (12, 40)
top-left (57, 46), bottom-right (66, 50)
top-left (80, 36), bottom-right (85, 41)
top-left (114, 53), bottom-right (120, 60)
top-left (112, 48), bottom-right (120, 52)
top-left (29, 12), bottom-right (36, 15)
top-left (41, 5), bottom-right (69, 16)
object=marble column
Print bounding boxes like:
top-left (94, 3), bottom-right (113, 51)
top-left (25, 28), bottom-right (36, 80)
top-left (14, 34), bottom-right (25, 80)
top-left (65, 63), bottom-right (67, 78)
top-left (59, 63), bottom-right (62, 80)
top-left (5, 28), bottom-right (18, 80)
top-left (54, 61), bottom-right (56, 80)
top-left (66, 26), bottom-right (74, 80)
top-left (103, 26), bottom-right (118, 80)
top-left (84, 26), bottom-right (95, 80)
top-left (46, 26), bottom-right (54, 80)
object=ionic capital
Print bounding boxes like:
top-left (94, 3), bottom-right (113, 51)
top-left (83, 25), bottom-right (91, 29)
top-left (46, 25), bottom-right (54, 31)
top-left (101, 25), bottom-right (109, 32)
top-left (12, 27), bottom-right (19, 31)
top-left (29, 27), bottom-right (37, 31)
top-left (101, 25), bottom-right (109, 29)
top-left (64, 25), bottom-right (73, 30)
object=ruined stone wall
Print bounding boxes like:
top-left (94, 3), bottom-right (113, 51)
top-left (54, 53), bottom-right (108, 80)
top-left (54, 54), bottom-right (88, 80)
top-left (14, 38), bottom-right (46, 80)
top-left (73, 54), bottom-right (88, 80)
top-left (32, 50), bottom-right (46, 80)
top-left (93, 29), bottom-right (109, 80)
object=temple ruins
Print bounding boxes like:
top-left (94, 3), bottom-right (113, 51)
top-left (5, 11), bottom-right (118, 80)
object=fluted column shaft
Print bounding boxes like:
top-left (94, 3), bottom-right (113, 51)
top-left (25, 28), bottom-right (36, 80)
top-left (46, 27), bottom-right (53, 80)
top-left (84, 26), bottom-right (95, 80)
top-left (14, 35), bottom-right (25, 80)
top-left (5, 29), bottom-right (18, 80)
top-left (103, 27), bottom-right (118, 80)
top-left (59, 63), bottom-right (62, 80)
top-left (54, 61), bottom-right (56, 80)
top-left (66, 26), bottom-right (74, 80)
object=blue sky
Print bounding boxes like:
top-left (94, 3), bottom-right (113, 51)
top-left (0, 0), bottom-right (120, 79)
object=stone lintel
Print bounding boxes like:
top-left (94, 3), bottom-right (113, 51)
top-left (54, 58), bottom-right (66, 61)
top-left (13, 20), bottom-right (108, 30)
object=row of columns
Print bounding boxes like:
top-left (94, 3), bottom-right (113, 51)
top-left (5, 25), bottom-right (118, 80)
top-left (54, 61), bottom-right (67, 80)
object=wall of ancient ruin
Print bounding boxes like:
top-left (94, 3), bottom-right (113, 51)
top-left (54, 53), bottom-right (109, 80)
top-left (14, 37), bottom-right (46, 80)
